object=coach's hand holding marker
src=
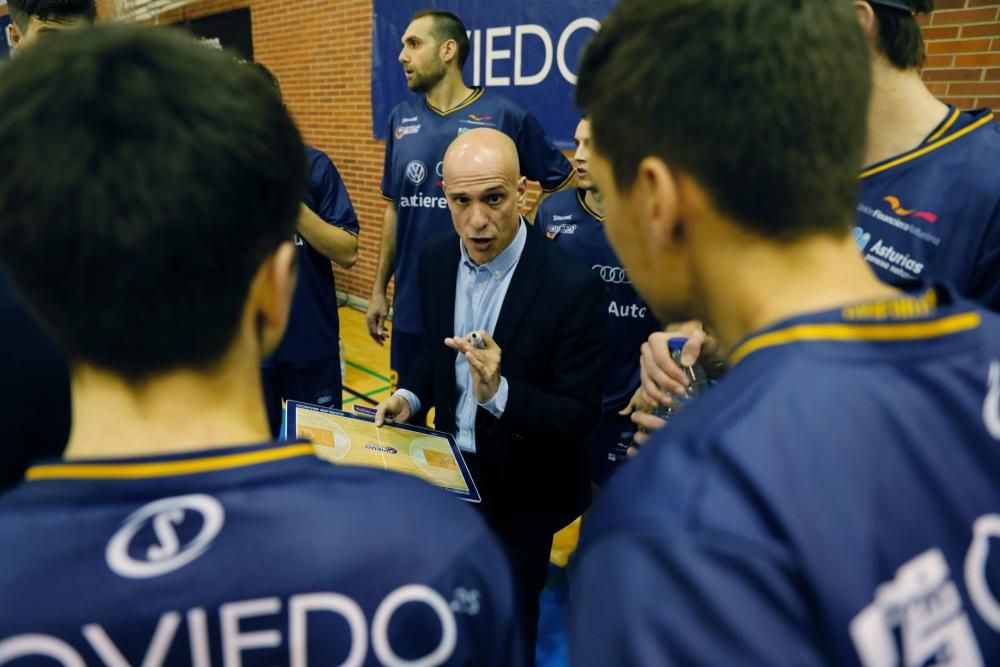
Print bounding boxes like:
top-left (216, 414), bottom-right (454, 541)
top-left (374, 394), bottom-right (412, 427)
top-left (445, 330), bottom-right (502, 404)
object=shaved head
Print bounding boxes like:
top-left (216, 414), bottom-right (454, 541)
top-left (442, 129), bottom-right (527, 265)
top-left (443, 128), bottom-right (521, 185)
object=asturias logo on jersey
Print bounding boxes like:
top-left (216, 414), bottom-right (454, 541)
top-left (105, 494), bottom-right (225, 579)
top-left (883, 196), bottom-right (938, 224)
top-left (468, 114), bottom-right (492, 122)
top-left (405, 160), bottom-right (427, 185)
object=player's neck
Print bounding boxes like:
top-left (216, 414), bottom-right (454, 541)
top-left (864, 60), bottom-right (950, 168)
top-left (585, 189), bottom-right (605, 217)
top-left (63, 357), bottom-right (273, 461)
top-left (424, 71), bottom-right (474, 113)
top-left (693, 228), bottom-right (901, 355)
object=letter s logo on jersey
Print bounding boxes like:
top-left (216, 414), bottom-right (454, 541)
top-left (983, 361), bottom-right (1000, 440)
top-left (405, 160), bottom-right (427, 186)
top-left (105, 494), bottom-right (225, 579)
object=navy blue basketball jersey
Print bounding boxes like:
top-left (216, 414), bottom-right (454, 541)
top-left (855, 107), bottom-right (1000, 311)
top-left (380, 88), bottom-right (573, 335)
top-left (537, 189), bottom-right (659, 410)
top-left (265, 147), bottom-right (359, 366)
top-left (572, 287), bottom-right (1000, 666)
top-left (0, 442), bottom-right (522, 665)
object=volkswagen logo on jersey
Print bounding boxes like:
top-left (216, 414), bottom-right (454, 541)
top-left (593, 265), bottom-right (630, 284)
top-left (105, 494), bottom-right (225, 579)
top-left (405, 160), bottom-right (427, 186)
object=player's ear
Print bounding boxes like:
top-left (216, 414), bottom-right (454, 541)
top-left (634, 157), bottom-right (682, 252)
top-left (6, 22), bottom-right (22, 50)
top-left (853, 0), bottom-right (877, 42)
top-left (252, 240), bottom-right (298, 358)
top-left (516, 176), bottom-right (527, 209)
top-left (440, 38), bottom-right (458, 66)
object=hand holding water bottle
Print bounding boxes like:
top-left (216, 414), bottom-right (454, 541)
top-left (630, 321), bottom-right (718, 454)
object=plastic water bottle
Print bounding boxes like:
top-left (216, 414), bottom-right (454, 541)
top-left (652, 337), bottom-right (707, 420)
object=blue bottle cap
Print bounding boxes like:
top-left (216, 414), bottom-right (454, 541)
top-left (668, 337), bottom-right (688, 352)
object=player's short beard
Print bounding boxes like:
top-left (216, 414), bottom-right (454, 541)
top-left (409, 56), bottom-right (448, 94)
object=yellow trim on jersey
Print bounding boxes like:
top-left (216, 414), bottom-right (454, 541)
top-left (924, 107), bottom-right (960, 144)
top-left (577, 189), bottom-right (605, 221)
top-left (426, 87), bottom-right (485, 116)
top-left (380, 192), bottom-right (395, 202)
top-left (858, 114), bottom-right (994, 180)
top-left (728, 312), bottom-right (981, 366)
top-left (26, 444), bottom-right (315, 481)
top-left (542, 169), bottom-right (576, 193)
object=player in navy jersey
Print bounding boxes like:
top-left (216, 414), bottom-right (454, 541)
top-left (571, 0), bottom-right (1000, 665)
top-left (0, 0), bottom-right (97, 492)
top-left (854, 0), bottom-right (1000, 310)
top-left (0, 26), bottom-right (522, 666)
top-left (366, 9), bottom-right (574, 392)
top-left (536, 117), bottom-right (659, 485)
top-left (252, 64), bottom-right (361, 435)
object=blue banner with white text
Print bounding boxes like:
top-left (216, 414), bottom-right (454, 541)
top-left (371, 0), bottom-right (616, 148)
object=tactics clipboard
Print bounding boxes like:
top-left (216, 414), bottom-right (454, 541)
top-left (283, 400), bottom-right (480, 503)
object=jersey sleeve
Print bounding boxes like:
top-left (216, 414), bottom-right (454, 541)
top-left (514, 111), bottom-right (574, 192)
top-left (311, 155), bottom-right (360, 235)
top-left (533, 195), bottom-right (556, 238)
top-left (570, 523), bottom-right (825, 667)
top-left (379, 110), bottom-right (397, 202)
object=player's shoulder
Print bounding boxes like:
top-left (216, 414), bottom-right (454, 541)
top-left (300, 458), bottom-right (490, 538)
top-left (305, 145), bottom-right (339, 175)
top-left (539, 188), bottom-right (579, 213)
top-left (388, 97), bottom-right (424, 123)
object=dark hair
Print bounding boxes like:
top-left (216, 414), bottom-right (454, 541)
top-left (7, 0), bottom-right (96, 32)
top-left (412, 9), bottom-right (470, 68)
top-left (870, 1), bottom-right (934, 70)
top-left (577, 0), bottom-right (871, 241)
top-left (0, 26), bottom-right (306, 382)
top-left (249, 61), bottom-right (282, 96)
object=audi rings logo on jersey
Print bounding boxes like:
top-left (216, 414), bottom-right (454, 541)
top-left (405, 160), bottom-right (427, 186)
top-left (105, 494), bottom-right (225, 579)
top-left (593, 265), bottom-right (630, 284)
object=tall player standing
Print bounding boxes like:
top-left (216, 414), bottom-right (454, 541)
top-left (366, 10), bottom-right (574, 391)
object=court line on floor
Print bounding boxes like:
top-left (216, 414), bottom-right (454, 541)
top-left (345, 360), bottom-right (392, 384)
top-left (343, 384), bottom-right (393, 406)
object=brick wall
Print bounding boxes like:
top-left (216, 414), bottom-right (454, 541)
top-left (919, 1), bottom-right (1000, 115)
top-left (8, 1), bottom-right (999, 300)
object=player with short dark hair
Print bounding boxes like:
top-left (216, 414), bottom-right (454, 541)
top-left (535, 117), bottom-right (658, 486)
top-left (854, 0), bottom-right (1000, 311)
top-left (366, 9), bottom-right (574, 397)
top-left (571, 0), bottom-right (1000, 664)
top-left (6, 0), bottom-right (95, 51)
top-left (0, 26), bottom-right (521, 665)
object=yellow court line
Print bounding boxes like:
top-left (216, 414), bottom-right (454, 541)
top-left (858, 115), bottom-right (994, 179)
top-left (27, 444), bottom-right (315, 481)
top-left (729, 312), bottom-right (981, 366)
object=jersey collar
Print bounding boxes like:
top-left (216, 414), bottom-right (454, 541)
top-left (727, 286), bottom-right (981, 366)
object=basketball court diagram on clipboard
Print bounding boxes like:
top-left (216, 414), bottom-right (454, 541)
top-left (283, 401), bottom-right (480, 503)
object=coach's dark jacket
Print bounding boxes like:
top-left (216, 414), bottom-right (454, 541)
top-left (401, 228), bottom-right (608, 535)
